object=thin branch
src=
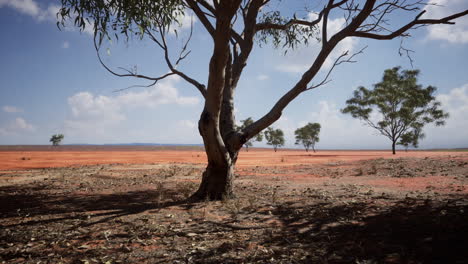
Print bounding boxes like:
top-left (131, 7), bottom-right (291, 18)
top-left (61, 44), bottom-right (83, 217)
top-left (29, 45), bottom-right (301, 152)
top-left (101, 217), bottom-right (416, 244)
top-left (351, 9), bottom-right (468, 40)
top-left (93, 35), bottom-right (175, 85)
top-left (156, 24), bottom-right (207, 98)
top-left (113, 79), bottom-right (165, 93)
top-left (399, 38), bottom-right (414, 67)
top-left (307, 46), bottom-right (367, 90)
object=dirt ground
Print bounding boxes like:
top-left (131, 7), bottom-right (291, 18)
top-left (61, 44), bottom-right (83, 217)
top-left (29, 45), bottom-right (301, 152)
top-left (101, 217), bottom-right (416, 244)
top-left (1, 147), bottom-right (467, 263)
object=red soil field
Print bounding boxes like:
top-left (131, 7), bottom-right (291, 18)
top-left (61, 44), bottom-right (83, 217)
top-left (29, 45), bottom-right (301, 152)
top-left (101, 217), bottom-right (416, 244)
top-left (0, 145), bottom-right (466, 170)
top-left (1, 146), bottom-right (467, 263)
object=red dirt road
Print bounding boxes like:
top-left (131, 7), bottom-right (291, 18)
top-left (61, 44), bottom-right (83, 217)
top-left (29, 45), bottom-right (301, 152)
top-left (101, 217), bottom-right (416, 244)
top-left (1, 146), bottom-right (466, 170)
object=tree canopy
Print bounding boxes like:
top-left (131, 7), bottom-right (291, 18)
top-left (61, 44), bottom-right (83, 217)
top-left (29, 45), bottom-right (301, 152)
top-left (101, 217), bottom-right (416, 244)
top-left (342, 67), bottom-right (448, 154)
top-left (58, 0), bottom-right (468, 200)
top-left (50, 134), bottom-right (64, 146)
top-left (264, 127), bottom-right (285, 152)
top-left (295, 123), bottom-right (321, 152)
top-left (237, 117), bottom-right (263, 151)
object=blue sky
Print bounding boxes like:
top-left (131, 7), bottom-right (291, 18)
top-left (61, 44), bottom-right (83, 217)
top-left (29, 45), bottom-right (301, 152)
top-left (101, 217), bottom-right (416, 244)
top-left (0, 0), bottom-right (467, 149)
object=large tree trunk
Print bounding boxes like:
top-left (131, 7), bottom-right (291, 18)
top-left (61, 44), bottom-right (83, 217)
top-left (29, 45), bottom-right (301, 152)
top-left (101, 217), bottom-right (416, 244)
top-left (189, 3), bottom-right (242, 201)
top-left (392, 141), bottom-right (396, 155)
top-left (191, 105), bottom-right (240, 200)
top-left (192, 158), bottom-right (236, 200)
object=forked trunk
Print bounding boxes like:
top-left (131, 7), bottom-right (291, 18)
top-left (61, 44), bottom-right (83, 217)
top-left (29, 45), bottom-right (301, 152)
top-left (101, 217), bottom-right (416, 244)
top-left (191, 109), bottom-right (240, 201)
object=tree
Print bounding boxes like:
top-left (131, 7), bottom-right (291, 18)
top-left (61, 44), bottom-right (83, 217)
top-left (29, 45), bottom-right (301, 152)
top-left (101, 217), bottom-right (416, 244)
top-left (295, 123), bottom-right (321, 152)
top-left (58, 0), bottom-right (467, 200)
top-left (50, 134), bottom-right (64, 146)
top-left (264, 127), bottom-right (285, 152)
top-left (342, 67), bottom-right (448, 154)
top-left (237, 117), bottom-right (263, 152)
top-left (398, 128), bottom-right (425, 152)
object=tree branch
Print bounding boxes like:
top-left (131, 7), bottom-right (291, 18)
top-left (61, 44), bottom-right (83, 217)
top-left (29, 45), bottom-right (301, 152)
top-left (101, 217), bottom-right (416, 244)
top-left (185, 0), bottom-right (215, 37)
top-left (307, 46), bottom-right (367, 90)
top-left (93, 35), bottom-right (176, 89)
top-left (156, 24), bottom-right (207, 98)
top-left (351, 9), bottom-right (468, 40)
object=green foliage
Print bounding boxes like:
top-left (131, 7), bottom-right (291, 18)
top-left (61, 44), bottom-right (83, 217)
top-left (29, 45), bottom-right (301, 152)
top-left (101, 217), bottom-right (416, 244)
top-left (50, 134), bottom-right (64, 146)
top-left (295, 123), bottom-right (321, 152)
top-left (342, 67), bottom-right (448, 154)
top-left (264, 127), bottom-right (285, 152)
top-left (256, 11), bottom-right (319, 51)
top-left (398, 128), bottom-right (425, 151)
top-left (58, 0), bottom-right (184, 45)
top-left (237, 117), bottom-right (263, 151)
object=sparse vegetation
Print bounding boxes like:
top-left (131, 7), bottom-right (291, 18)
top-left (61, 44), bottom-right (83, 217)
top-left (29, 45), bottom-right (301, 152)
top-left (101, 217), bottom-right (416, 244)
top-left (49, 134), bottom-right (64, 146)
top-left (237, 117), bottom-right (263, 152)
top-left (342, 67), bottom-right (448, 154)
top-left (1, 153), bottom-right (467, 263)
top-left (57, 0), bottom-right (468, 200)
top-left (264, 127), bottom-right (285, 152)
top-left (295, 122), bottom-right (321, 152)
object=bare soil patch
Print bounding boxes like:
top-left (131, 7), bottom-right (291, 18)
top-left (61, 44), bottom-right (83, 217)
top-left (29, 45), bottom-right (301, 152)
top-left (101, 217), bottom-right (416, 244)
top-left (1, 149), bottom-right (467, 263)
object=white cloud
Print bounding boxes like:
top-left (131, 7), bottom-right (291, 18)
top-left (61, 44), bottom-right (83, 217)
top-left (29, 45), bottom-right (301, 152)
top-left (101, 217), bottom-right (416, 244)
top-left (117, 80), bottom-right (199, 107)
top-left (276, 14), bottom-right (359, 74)
top-left (178, 120), bottom-right (197, 129)
top-left (257, 74), bottom-right (269, 81)
top-left (302, 101), bottom-right (386, 149)
top-left (64, 76), bottom-right (200, 138)
top-left (167, 10), bottom-right (198, 35)
top-left (13, 117), bottom-right (34, 130)
top-left (0, 0), bottom-right (40, 17)
top-left (0, 0), bottom-right (59, 22)
top-left (62, 41), bottom-right (70, 49)
top-left (3, 105), bottom-right (23, 113)
top-left (0, 117), bottom-right (35, 135)
top-left (423, 84), bottom-right (468, 148)
top-left (424, 0), bottom-right (468, 44)
top-left (0, 0), bottom-right (95, 35)
top-left (67, 92), bottom-right (125, 123)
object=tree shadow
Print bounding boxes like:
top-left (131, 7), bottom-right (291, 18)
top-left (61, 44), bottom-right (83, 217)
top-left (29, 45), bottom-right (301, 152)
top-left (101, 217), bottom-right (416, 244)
top-left (0, 183), bottom-right (194, 228)
top-left (252, 198), bottom-right (468, 263)
top-left (1, 181), bottom-right (467, 263)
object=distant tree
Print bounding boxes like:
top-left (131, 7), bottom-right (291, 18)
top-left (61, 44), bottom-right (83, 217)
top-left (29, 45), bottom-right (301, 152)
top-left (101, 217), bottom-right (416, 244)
top-left (50, 134), bottom-right (64, 146)
top-left (237, 117), bottom-right (263, 152)
top-left (398, 128), bottom-right (425, 152)
top-left (342, 67), bottom-right (448, 154)
top-left (295, 123), bottom-right (321, 152)
top-left (264, 127), bottom-right (285, 152)
top-left (58, 0), bottom-right (468, 200)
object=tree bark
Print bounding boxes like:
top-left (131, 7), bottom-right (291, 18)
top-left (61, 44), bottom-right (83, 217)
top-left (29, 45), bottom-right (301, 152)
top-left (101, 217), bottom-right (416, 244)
top-left (191, 158), bottom-right (236, 200)
top-left (392, 141), bottom-right (396, 155)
